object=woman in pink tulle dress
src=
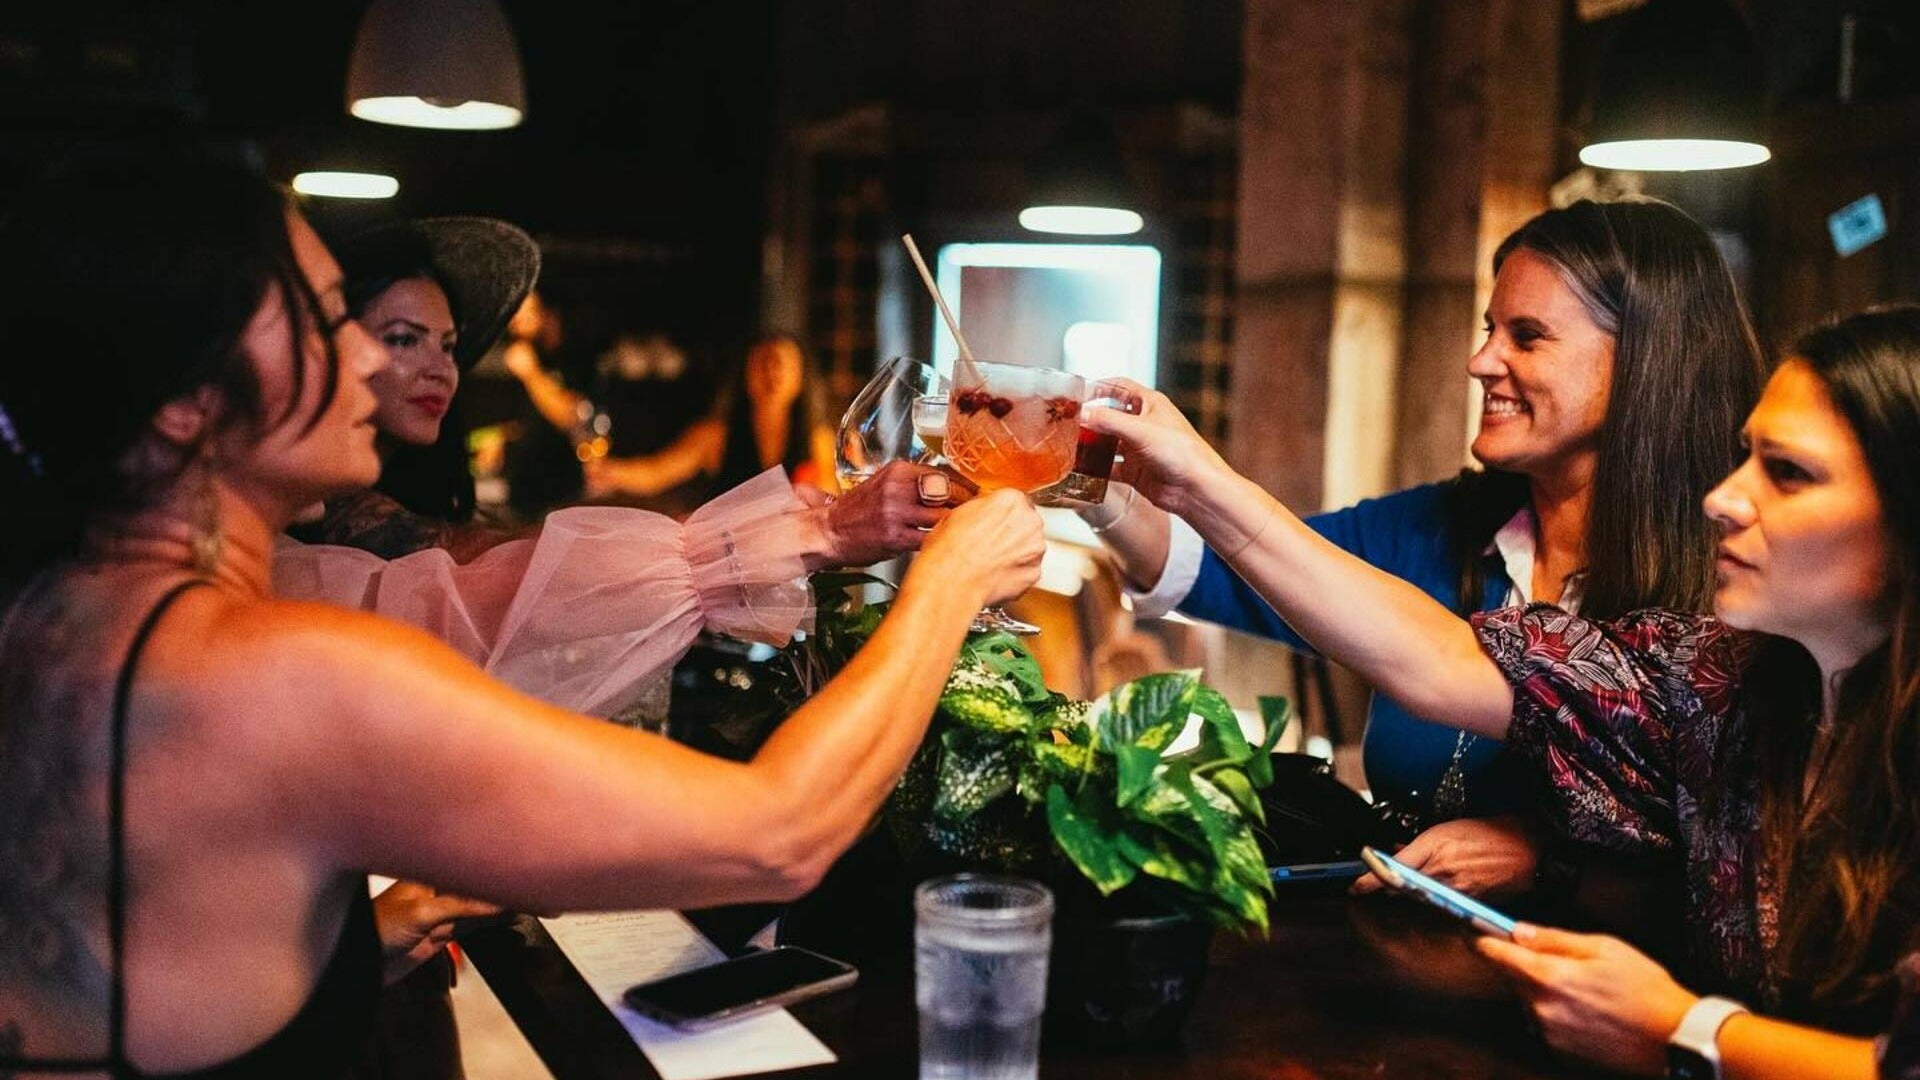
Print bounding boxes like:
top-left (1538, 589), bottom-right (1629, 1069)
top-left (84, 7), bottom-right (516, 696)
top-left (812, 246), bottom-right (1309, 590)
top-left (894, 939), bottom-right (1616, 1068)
top-left (277, 218), bottom-right (950, 720)
top-left (272, 218), bottom-right (958, 1079)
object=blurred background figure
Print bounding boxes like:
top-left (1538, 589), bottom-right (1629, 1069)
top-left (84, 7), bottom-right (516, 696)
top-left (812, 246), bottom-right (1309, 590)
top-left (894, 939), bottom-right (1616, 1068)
top-left (585, 332), bottom-right (836, 501)
top-left (498, 288), bottom-right (587, 517)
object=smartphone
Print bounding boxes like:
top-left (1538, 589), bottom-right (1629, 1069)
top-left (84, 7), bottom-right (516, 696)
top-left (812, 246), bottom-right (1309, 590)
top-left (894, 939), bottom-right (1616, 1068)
top-left (621, 946), bottom-right (858, 1030)
top-left (1268, 859), bottom-right (1367, 884)
top-left (1358, 846), bottom-right (1517, 939)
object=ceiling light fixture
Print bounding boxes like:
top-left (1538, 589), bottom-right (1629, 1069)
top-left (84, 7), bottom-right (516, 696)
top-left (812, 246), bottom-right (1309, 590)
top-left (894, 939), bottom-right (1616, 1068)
top-left (1579, 0), bottom-right (1770, 172)
top-left (346, 0), bottom-right (526, 131)
top-left (1021, 112), bottom-right (1142, 236)
top-left (292, 171), bottom-right (400, 199)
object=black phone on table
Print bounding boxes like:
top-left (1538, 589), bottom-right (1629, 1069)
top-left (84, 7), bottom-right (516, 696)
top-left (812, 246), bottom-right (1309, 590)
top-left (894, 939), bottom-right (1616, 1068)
top-left (621, 946), bottom-right (858, 1030)
top-left (1359, 846), bottom-right (1518, 939)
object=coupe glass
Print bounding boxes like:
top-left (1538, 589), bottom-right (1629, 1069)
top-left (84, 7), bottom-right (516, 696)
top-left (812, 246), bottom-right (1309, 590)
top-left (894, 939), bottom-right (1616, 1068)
top-left (944, 360), bottom-right (1087, 635)
top-left (836, 356), bottom-right (948, 492)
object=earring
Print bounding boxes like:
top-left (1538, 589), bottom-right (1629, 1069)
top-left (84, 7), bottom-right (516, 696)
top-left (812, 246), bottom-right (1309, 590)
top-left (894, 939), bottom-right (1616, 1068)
top-left (189, 456), bottom-right (222, 574)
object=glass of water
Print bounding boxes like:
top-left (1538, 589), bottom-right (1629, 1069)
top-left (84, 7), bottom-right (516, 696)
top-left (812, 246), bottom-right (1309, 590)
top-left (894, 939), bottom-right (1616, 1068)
top-left (914, 874), bottom-right (1053, 1080)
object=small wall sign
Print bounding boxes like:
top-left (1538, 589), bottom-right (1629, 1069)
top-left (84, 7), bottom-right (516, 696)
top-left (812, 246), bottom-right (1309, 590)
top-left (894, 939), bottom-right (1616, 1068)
top-left (1828, 194), bottom-right (1889, 258)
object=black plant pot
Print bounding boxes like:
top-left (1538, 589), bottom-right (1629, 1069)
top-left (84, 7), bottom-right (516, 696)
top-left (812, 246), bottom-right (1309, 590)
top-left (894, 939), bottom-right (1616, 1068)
top-left (1046, 890), bottom-right (1214, 1048)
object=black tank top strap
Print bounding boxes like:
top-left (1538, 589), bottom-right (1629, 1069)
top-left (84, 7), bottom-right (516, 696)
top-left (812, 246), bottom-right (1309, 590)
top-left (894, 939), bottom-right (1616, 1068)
top-left (5, 578), bottom-right (380, 1080)
top-left (108, 578), bottom-right (212, 1077)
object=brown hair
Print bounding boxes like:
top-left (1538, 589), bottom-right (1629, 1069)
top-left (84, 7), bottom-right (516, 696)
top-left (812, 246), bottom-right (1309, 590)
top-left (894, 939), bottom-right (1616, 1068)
top-left (1759, 305), bottom-right (1920, 1026)
top-left (0, 155), bottom-right (340, 583)
top-left (1453, 199), bottom-right (1766, 620)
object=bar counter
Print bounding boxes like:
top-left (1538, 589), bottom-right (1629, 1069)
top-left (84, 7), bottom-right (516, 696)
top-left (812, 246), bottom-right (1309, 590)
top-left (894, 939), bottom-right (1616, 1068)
top-left (462, 890), bottom-right (1622, 1079)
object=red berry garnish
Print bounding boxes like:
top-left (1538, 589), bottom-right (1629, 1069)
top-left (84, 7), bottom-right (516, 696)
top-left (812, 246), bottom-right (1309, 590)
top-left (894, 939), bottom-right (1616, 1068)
top-left (955, 389), bottom-right (989, 415)
top-left (1045, 397), bottom-right (1081, 422)
top-left (987, 396), bottom-right (1014, 419)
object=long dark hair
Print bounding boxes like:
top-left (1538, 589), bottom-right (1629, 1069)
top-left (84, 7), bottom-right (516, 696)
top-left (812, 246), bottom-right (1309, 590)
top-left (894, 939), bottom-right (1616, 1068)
top-left (1757, 305), bottom-right (1920, 1026)
top-left (1452, 199), bottom-right (1765, 618)
top-left (713, 333), bottom-right (824, 492)
top-left (338, 233), bottom-right (475, 524)
top-left (0, 156), bottom-right (339, 584)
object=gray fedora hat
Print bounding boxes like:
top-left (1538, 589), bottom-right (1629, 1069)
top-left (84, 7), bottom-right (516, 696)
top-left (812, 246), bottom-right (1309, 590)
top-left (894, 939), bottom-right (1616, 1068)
top-left (335, 216), bottom-right (540, 370)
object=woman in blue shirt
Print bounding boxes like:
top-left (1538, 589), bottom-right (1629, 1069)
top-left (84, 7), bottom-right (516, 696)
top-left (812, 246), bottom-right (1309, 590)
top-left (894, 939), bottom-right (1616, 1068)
top-left (1085, 198), bottom-right (1764, 896)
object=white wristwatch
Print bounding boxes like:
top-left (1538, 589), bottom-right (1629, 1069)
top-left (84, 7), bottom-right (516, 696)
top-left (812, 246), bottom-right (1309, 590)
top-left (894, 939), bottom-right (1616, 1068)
top-left (1666, 995), bottom-right (1750, 1080)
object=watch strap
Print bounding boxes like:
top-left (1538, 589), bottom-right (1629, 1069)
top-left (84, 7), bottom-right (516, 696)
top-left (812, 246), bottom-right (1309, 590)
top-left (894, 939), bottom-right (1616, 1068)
top-left (1666, 995), bottom-right (1749, 1079)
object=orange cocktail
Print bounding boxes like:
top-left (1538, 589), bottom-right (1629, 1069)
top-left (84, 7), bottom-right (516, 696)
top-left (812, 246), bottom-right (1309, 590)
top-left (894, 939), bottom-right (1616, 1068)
top-left (944, 362), bottom-right (1086, 494)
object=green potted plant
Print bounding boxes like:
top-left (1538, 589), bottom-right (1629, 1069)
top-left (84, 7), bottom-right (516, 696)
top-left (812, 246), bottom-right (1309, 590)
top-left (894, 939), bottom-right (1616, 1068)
top-left (753, 579), bottom-right (1287, 1043)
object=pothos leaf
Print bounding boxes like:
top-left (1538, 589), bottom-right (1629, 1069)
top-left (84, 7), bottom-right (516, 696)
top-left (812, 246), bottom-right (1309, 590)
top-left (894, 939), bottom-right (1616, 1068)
top-left (1098, 671), bottom-right (1200, 751)
top-left (1114, 828), bottom-right (1211, 892)
top-left (1186, 773), bottom-right (1272, 898)
top-left (1189, 685), bottom-right (1252, 767)
top-left (1209, 769), bottom-right (1265, 826)
top-left (1046, 784), bottom-right (1138, 896)
top-left (1113, 744), bottom-right (1162, 809)
top-left (1250, 695), bottom-right (1293, 789)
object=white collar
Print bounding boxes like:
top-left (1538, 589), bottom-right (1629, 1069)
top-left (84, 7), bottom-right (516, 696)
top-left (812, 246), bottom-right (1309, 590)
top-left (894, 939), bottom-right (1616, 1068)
top-left (1483, 506), bottom-right (1584, 610)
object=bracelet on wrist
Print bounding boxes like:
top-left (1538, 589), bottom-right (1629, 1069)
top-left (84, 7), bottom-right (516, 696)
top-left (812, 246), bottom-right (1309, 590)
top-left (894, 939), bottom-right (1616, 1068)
top-left (1081, 484), bottom-right (1138, 535)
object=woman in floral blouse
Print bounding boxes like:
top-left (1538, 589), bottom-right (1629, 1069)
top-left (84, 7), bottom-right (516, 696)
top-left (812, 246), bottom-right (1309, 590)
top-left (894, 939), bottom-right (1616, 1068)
top-left (1085, 305), bottom-right (1920, 1078)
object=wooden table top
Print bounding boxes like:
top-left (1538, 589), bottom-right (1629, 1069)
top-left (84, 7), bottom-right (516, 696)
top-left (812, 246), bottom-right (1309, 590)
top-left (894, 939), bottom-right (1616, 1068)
top-left (462, 890), bottom-right (1621, 1079)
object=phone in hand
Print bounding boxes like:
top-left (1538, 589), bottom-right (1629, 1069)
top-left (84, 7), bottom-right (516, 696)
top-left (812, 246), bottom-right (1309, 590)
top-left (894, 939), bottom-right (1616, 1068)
top-left (621, 946), bottom-right (859, 1030)
top-left (1359, 846), bottom-right (1518, 939)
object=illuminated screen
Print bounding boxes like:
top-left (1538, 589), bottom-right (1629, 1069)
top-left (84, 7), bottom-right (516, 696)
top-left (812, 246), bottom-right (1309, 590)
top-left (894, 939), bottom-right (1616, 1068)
top-left (933, 243), bottom-right (1161, 388)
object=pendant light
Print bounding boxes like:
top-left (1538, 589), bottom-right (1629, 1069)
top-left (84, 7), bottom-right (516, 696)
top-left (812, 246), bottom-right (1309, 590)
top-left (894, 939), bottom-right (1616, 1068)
top-left (1020, 112), bottom-right (1143, 236)
top-left (292, 171), bottom-right (400, 199)
top-left (346, 0), bottom-right (526, 131)
top-left (1580, 0), bottom-right (1769, 171)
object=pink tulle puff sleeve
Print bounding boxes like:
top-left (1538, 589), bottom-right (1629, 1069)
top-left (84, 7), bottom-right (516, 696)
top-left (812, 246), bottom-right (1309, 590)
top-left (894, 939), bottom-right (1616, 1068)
top-left (272, 467), bottom-right (815, 718)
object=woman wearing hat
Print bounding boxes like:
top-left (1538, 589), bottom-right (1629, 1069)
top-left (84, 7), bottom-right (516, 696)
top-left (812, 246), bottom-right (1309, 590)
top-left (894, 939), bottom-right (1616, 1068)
top-left (276, 219), bottom-right (962, 1078)
top-left (280, 217), bottom-right (955, 718)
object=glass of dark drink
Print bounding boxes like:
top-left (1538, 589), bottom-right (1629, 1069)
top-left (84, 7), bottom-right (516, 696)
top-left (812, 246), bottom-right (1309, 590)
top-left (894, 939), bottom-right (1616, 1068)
top-left (1044, 379), bottom-right (1141, 507)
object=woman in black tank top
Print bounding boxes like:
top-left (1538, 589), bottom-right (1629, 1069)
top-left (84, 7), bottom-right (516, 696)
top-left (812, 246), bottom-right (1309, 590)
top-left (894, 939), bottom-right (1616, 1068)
top-left (0, 157), bottom-right (1044, 1077)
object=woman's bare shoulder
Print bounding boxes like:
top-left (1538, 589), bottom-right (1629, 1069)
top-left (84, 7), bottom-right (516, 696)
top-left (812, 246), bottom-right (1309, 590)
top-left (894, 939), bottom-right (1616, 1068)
top-left (166, 595), bottom-right (482, 723)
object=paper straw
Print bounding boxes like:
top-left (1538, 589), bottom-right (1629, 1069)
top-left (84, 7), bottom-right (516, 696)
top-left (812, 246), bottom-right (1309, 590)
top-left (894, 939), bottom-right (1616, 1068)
top-left (901, 234), bottom-right (979, 376)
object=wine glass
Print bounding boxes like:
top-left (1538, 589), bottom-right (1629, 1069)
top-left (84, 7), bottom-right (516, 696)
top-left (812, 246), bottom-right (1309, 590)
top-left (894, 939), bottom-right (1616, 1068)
top-left (944, 360), bottom-right (1087, 635)
top-left (836, 356), bottom-right (948, 492)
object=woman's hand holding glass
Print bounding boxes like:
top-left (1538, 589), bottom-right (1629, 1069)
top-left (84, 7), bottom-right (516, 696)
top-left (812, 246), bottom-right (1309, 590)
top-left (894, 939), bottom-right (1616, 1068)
top-left (1078, 378), bottom-right (1237, 519)
top-left (792, 460), bottom-right (962, 568)
top-left (914, 488), bottom-right (1048, 609)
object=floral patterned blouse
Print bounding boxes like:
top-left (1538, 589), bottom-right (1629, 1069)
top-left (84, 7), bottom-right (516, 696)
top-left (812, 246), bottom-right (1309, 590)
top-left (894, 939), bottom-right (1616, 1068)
top-left (1470, 604), bottom-right (1919, 1071)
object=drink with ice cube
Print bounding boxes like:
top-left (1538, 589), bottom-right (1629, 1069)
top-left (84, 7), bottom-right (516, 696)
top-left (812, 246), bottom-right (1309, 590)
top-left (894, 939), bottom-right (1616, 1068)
top-left (914, 875), bottom-right (1053, 1080)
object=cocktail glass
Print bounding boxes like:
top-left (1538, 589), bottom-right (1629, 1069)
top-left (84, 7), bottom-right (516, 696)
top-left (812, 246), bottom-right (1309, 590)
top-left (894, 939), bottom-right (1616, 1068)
top-left (945, 361), bottom-right (1086, 635)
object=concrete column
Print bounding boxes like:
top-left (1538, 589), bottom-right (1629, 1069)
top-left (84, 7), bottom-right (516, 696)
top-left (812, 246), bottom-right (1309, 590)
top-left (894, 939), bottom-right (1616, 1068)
top-left (1232, 0), bottom-right (1560, 508)
top-left (1394, 0), bottom-right (1491, 489)
top-left (1230, 0), bottom-right (1382, 512)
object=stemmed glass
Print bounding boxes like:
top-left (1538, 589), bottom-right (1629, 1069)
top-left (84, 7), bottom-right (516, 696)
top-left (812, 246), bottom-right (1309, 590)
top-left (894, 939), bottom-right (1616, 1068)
top-left (944, 360), bottom-right (1087, 635)
top-left (836, 356), bottom-right (948, 491)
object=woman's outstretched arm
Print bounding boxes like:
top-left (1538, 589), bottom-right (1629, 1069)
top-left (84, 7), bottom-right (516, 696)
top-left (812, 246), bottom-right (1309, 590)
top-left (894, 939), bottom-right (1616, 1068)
top-left (1084, 382), bottom-right (1515, 738)
top-left (219, 490), bottom-right (1045, 915)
